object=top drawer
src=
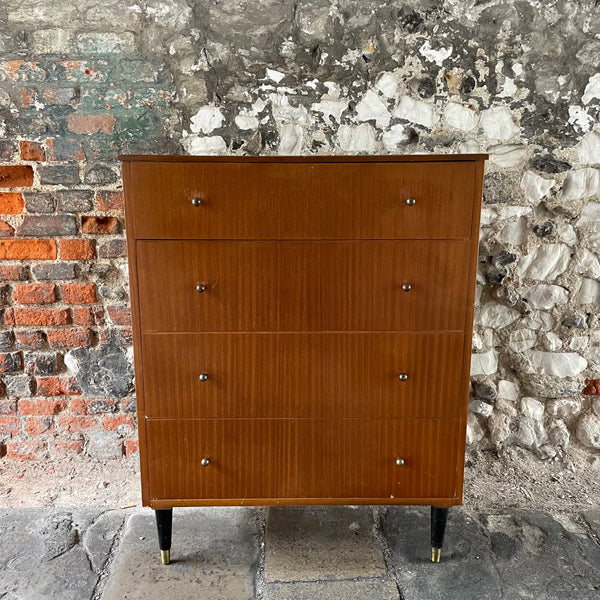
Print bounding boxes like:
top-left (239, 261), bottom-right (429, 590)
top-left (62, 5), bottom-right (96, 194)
top-left (125, 161), bottom-right (476, 240)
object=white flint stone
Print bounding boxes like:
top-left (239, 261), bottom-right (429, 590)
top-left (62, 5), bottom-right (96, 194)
top-left (578, 131), bottom-right (600, 165)
top-left (495, 397), bottom-right (518, 417)
top-left (549, 420), bottom-right (570, 448)
top-left (497, 216), bottom-right (527, 246)
top-left (523, 350), bottom-right (587, 378)
top-left (182, 135), bottom-right (227, 155)
top-left (574, 249), bottom-right (600, 278)
top-left (234, 112), bottom-right (259, 130)
top-left (586, 231), bottom-right (600, 252)
top-left (576, 414), bottom-right (600, 448)
top-left (576, 202), bottom-right (600, 227)
top-left (64, 351), bottom-right (80, 374)
top-left (477, 301), bottom-right (520, 329)
top-left (498, 379), bottom-right (519, 401)
top-left (444, 103), bottom-right (479, 132)
top-left (472, 331), bottom-right (483, 351)
top-left (569, 335), bottom-right (588, 351)
top-left (266, 68), bottom-right (285, 83)
top-left (522, 284), bottom-right (569, 310)
top-left (270, 93), bottom-right (309, 125)
top-left (419, 40), bottom-right (453, 66)
top-left (471, 350), bottom-right (498, 376)
top-left (481, 106), bottom-right (520, 141)
top-left (541, 331), bottom-right (563, 352)
top-left (375, 72), bottom-right (398, 98)
top-left (520, 397), bottom-right (544, 421)
top-left (558, 224), bottom-right (578, 245)
top-left (547, 398), bottom-right (581, 419)
top-left (517, 243), bottom-right (571, 280)
top-left (583, 73), bottom-right (600, 104)
top-left (457, 140), bottom-right (482, 154)
top-left (382, 124), bottom-right (410, 151)
top-left (593, 398), bottom-right (600, 419)
top-left (337, 123), bottom-right (378, 153)
top-left (125, 346), bottom-right (134, 365)
top-left (568, 106), bottom-right (594, 133)
top-left (560, 168), bottom-right (600, 201)
top-left (586, 346), bottom-right (600, 367)
top-left (278, 123), bottom-right (303, 154)
top-left (190, 106), bottom-right (225, 134)
top-left (312, 98), bottom-right (348, 126)
top-left (469, 399), bottom-right (494, 418)
top-left (480, 208), bottom-right (498, 226)
top-left (520, 170), bottom-right (555, 203)
top-left (496, 206), bottom-right (532, 219)
top-left (483, 329), bottom-right (495, 348)
top-left (488, 411), bottom-right (512, 446)
top-left (509, 329), bottom-right (537, 352)
top-left (575, 278), bottom-right (600, 305)
top-left (355, 90), bottom-right (391, 128)
top-left (466, 413), bottom-right (485, 445)
top-left (515, 418), bottom-right (546, 448)
top-left (393, 96), bottom-right (437, 129)
top-left (489, 145), bottom-right (528, 168)
top-left (522, 310), bottom-right (555, 331)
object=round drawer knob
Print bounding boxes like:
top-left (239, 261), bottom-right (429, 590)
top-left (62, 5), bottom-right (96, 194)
top-left (196, 284), bottom-right (207, 293)
top-left (401, 283), bottom-right (412, 292)
top-left (398, 373), bottom-right (408, 381)
top-left (200, 457), bottom-right (211, 467)
top-left (192, 197), bottom-right (203, 206)
top-left (406, 198), bottom-right (416, 206)
top-left (199, 373), bottom-right (209, 382)
top-left (396, 458), bottom-right (405, 466)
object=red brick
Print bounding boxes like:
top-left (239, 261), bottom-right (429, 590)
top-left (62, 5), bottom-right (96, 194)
top-left (48, 439), bottom-right (84, 457)
top-left (107, 305), bottom-right (131, 326)
top-left (0, 220), bottom-right (14, 238)
top-left (13, 283), bottom-right (57, 304)
top-left (46, 328), bottom-right (92, 349)
top-left (0, 166), bottom-right (34, 188)
top-left (57, 414), bottom-right (96, 433)
top-left (45, 137), bottom-right (85, 162)
top-left (6, 307), bottom-right (71, 326)
top-left (71, 397), bottom-right (116, 415)
top-left (6, 440), bottom-right (46, 460)
top-left (125, 439), bottom-right (139, 457)
top-left (0, 416), bottom-right (19, 434)
top-left (102, 415), bottom-right (134, 430)
top-left (20, 141), bottom-right (46, 161)
top-left (0, 239), bottom-right (57, 259)
top-left (73, 306), bottom-right (104, 325)
top-left (96, 190), bottom-right (124, 211)
top-left (61, 282), bottom-right (97, 304)
top-left (583, 379), bottom-right (600, 395)
top-left (60, 239), bottom-right (96, 260)
top-left (15, 330), bottom-right (45, 350)
top-left (67, 113), bottom-right (116, 134)
top-left (81, 216), bottom-right (118, 234)
top-left (0, 265), bottom-right (28, 280)
top-left (0, 192), bottom-right (25, 214)
top-left (25, 416), bottom-right (53, 435)
top-left (0, 399), bottom-right (17, 414)
top-left (18, 398), bottom-right (66, 415)
top-left (35, 376), bottom-right (80, 396)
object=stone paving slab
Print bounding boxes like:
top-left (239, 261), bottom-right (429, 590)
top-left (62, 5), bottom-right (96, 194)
top-left (102, 507), bottom-right (260, 600)
top-left (264, 578), bottom-right (400, 600)
top-left (382, 506), bottom-right (600, 600)
top-left (265, 506), bottom-right (386, 582)
top-left (0, 508), bottom-right (125, 600)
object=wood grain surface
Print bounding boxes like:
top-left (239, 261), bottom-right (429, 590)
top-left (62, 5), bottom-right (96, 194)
top-left (141, 332), bottom-right (465, 418)
top-left (136, 240), bottom-right (471, 332)
top-left (127, 161), bottom-right (475, 240)
top-left (145, 418), bottom-right (460, 502)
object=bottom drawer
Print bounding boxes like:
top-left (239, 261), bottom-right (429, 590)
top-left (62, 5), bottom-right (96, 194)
top-left (145, 418), bottom-right (460, 502)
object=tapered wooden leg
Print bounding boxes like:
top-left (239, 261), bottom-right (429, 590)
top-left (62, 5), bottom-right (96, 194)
top-left (430, 506), bottom-right (449, 562)
top-left (155, 508), bottom-right (173, 565)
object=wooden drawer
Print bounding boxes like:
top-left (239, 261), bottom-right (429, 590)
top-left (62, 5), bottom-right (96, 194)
top-left (137, 240), bottom-right (471, 332)
top-left (126, 161), bottom-right (475, 240)
top-left (141, 332), bottom-right (466, 418)
top-left (145, 418), bottom-right (460, 502)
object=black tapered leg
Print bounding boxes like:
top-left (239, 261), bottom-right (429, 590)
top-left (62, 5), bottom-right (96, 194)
top-left (430, 506), bottom-right (449, 563)
top-left (155, 508), bottom-right (173, 565)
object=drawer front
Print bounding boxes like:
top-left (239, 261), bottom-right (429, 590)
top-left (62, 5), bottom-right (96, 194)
top-left (136, 240), bottom-right (471, 332)
top-left (145, 418), bottom-right (460, 501)
top-left (127, 161), bottom-right (475, 240)
top-left (141, 332), bottom-right (465, 418)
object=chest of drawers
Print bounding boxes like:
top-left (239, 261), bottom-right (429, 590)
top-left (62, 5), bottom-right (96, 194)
top-left (120, 154), bottom-right (486, 565)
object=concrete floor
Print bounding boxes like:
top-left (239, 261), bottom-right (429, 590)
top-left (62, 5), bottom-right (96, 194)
top-left (0, 505), bottom-right (599, 600)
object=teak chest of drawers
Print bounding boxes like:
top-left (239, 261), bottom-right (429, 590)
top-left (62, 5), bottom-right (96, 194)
top-left (120, 154), bottom-right (486, 564)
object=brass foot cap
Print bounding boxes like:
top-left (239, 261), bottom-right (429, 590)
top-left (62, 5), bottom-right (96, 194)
top-left (431, 547), bottom-right (441, 563)
top-left (160, 549), bottom-right (171, 565)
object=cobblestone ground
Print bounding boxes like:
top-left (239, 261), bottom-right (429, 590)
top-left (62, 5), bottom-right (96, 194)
top-left (1, 505), bottom-right (599, 600)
